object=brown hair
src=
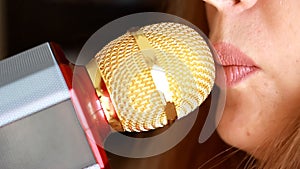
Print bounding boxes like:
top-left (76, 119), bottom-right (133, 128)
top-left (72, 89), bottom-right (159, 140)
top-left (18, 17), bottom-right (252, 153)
top-left (252, 117), bottom-right (300, 169)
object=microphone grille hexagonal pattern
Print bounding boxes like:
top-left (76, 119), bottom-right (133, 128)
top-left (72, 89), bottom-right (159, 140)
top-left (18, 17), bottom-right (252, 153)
top-left (93, 22), bottom-right (215, 132)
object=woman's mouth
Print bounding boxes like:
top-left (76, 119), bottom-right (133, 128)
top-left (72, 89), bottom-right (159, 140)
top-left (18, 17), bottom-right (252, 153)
top-left (213, 42), bottom-right (259, 87)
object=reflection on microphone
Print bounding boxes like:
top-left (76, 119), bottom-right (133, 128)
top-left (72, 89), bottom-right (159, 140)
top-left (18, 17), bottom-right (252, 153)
top-left (86, 22), bottom-right (215, 132)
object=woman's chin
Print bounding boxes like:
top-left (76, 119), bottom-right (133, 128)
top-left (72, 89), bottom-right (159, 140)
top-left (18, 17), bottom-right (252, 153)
top-left (216, 101), bottom-right (265, 154)
top-left (217, 118), bottom-right (257, 154)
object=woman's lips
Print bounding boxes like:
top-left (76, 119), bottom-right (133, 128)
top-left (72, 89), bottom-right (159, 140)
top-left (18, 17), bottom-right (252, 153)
top-left (213, 42), bottom-right (259, 87)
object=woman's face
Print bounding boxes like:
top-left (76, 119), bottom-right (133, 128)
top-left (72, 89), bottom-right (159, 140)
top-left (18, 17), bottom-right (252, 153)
top-left (204, 0), bottom-right (300, 154)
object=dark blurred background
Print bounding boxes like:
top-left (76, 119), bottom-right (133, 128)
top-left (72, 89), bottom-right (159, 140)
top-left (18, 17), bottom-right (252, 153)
top-left (0, 0), bottom-right (167, 61)
top-left (0, 0), bottom-right (208, 61)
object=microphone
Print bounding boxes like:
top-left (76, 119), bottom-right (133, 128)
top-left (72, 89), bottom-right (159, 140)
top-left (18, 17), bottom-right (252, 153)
top-left (0, 21), bottom-right (215, 168)
top-left (86, 22), bottom-right (215, 132)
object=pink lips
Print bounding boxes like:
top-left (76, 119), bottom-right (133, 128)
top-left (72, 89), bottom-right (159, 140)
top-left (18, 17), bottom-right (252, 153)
top-left (213, 42), bottom-right (259, 87)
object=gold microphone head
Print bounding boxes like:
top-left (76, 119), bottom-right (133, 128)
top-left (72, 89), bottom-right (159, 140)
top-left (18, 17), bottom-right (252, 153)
top-left (86, 22), bottom-right (215, 132)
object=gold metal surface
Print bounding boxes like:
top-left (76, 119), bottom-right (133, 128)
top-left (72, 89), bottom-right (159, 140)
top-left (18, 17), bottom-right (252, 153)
top-left (91, 22), bottom-right (215, 132)
top-left (86, 58), bottom-right (124, 131)
top-left (86, 58), bottom-right (102, 96)
top-left (131, 28), bottom-right (178, 123)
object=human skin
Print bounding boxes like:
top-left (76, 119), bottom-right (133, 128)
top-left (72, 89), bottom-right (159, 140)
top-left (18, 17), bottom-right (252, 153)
top-left (203, 0), bottom-right (300, 155)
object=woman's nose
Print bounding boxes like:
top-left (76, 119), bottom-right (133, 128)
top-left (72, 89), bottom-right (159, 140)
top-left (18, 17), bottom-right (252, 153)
top-left (203, 0), bottom-right (257, 12)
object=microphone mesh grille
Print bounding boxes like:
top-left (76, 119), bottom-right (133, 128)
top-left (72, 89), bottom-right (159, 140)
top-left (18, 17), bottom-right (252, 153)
top-left (95, 22), bottom-right (215, 132)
